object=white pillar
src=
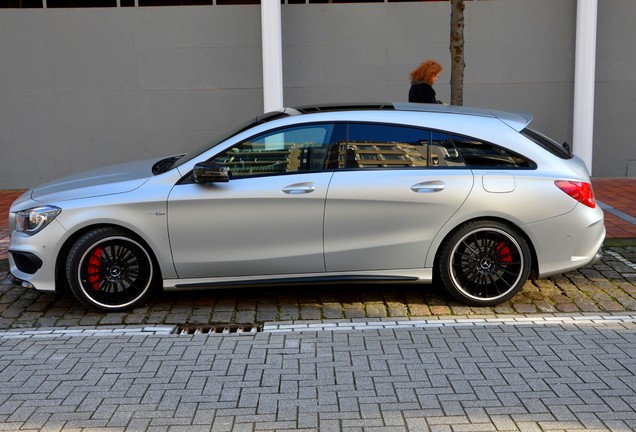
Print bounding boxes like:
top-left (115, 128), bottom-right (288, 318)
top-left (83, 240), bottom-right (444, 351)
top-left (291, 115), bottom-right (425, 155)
top-left (261, 0), bottom-right (284, 112)
top-left (572, 0), bottom-right (598, 173)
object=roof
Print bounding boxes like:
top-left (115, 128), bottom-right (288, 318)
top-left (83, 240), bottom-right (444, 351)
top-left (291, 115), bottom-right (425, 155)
top-left (281, 102), bottom-right (533, 132)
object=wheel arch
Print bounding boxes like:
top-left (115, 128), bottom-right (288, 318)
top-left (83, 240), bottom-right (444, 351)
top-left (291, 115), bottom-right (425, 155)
top-left (432, 216), bottom-right (539, 282)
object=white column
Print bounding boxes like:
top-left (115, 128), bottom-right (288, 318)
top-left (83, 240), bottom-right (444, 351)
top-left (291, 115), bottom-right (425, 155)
top-left (572, 0), bottom-right (598, 173)
top-left (261, 0), bottom-right (284, 112)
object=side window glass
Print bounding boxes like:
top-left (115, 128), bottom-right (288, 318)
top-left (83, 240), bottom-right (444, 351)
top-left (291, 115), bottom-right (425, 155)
top-left (339, 123), bottom-right (430, 168)
top-left (212, 124), bottom-right (333, 178)
top-left (447, 133), bottom-right (533, 168)
top-left (430, 132), bottom-right (467, 167)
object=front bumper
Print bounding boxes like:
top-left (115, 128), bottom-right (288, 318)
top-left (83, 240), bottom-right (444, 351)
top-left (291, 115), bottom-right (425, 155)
top-left (8, 220), bottom-right (68, 293)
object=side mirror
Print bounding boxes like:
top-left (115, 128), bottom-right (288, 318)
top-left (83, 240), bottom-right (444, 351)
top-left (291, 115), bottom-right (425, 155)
top-left (192, 162), bottom-right (230, 183)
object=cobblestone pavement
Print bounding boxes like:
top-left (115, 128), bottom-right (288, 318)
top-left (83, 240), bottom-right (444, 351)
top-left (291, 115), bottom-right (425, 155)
top-left (1, 315), bottom-right (636, 431)
top-left (1, 244), bottom-right (636, 330)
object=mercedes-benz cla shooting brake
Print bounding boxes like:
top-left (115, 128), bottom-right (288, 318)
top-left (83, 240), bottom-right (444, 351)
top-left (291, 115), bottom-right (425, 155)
top-left (8, 103), bottom-right (605, 311)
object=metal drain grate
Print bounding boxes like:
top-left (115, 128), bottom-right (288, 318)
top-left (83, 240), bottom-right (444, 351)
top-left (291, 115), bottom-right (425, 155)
top-left (175, 323), bottom-right (262, 335)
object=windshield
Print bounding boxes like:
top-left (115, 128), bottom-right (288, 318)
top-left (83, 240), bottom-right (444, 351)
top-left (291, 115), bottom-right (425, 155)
top-left (163, 111), bottom-right (291, 173)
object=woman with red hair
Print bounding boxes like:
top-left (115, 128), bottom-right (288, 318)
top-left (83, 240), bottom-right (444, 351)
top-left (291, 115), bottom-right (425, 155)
top-left (408, 59), bottom-right (443, 104)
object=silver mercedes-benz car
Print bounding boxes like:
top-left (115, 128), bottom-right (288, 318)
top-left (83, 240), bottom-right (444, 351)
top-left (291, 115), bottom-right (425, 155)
top-left (8, 103), bottom-right (605, 311)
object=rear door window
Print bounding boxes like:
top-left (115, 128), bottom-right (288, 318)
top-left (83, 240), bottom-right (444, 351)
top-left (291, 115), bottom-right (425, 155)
top-left (338, 123), bottom-right (430, 168)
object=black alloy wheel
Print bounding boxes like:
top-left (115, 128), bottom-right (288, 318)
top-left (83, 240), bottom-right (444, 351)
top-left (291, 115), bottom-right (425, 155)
top-left (438, 220), bottom-right (531, 306)
top-left (66, 227), bottom-right (158, 311)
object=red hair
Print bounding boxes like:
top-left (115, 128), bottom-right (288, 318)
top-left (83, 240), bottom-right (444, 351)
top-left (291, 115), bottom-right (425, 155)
top-left (410, 60), bottom-right (443, 85)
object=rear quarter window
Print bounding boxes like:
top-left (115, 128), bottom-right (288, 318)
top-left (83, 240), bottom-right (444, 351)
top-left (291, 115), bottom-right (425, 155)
top-left (438, 132), bottom-right (536, 169)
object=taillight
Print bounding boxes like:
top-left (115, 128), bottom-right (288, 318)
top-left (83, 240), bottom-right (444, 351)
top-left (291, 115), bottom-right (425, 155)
top-left (554, 180), bottom-right (596, 208)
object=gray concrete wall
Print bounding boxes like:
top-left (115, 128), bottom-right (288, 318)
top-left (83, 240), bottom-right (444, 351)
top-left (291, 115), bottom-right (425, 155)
top-left (281, 0), bottom-right (576, 154)
top-left (595, 2), bottom-right (636, 177)
top-left (0, 7), bottom-right (265, 188)
top-left (0, 0), bottom-right (634, 189)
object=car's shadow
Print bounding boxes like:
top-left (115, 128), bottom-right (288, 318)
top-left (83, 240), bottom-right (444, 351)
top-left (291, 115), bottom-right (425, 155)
top-left (0, 269), bottom-right (464, 329)
top-left (154, 281), bottom-right (457, 324)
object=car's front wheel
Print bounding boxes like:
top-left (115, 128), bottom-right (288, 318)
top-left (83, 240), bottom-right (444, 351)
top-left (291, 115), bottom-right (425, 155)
top-left (66, 227), bottom-right (158, 311)
top-left (437, 220), bottom-right (531, 306)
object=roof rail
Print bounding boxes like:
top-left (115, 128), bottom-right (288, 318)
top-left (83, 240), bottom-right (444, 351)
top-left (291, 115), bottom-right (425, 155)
top-left (292, 102), bottom-right (395, 114)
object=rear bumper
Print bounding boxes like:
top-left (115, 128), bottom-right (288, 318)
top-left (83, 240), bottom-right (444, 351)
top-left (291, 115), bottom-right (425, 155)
top-left (528, 203), bottom-right (606, 278)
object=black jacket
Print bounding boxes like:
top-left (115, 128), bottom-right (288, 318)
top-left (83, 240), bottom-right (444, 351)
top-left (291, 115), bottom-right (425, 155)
top-left (408, 82), bottom-right (439, 104)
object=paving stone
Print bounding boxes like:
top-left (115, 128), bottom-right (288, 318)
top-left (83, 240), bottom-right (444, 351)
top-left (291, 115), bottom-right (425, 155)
top-left (429, 305), bottom-right (452, 315)
top-left (408, 304), bottom-right (432, 316)
top-left (321, 304), bottom-right (344, 320)
top-left (2, 316), bottom-right (635, 432)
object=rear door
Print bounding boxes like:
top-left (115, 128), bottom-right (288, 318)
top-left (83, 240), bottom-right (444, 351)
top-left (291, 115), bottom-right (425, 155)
top-left (323, 123), bottom-right (474, 272)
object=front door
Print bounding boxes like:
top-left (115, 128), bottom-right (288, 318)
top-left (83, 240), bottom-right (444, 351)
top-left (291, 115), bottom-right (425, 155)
top-left (168, 123), bottom-right (336, 279)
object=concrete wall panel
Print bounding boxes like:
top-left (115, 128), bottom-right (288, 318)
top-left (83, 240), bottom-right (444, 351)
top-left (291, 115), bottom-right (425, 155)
top-left (1, 0), bottom-right (635, 188)
top-left (594, 2), bottom-right (636, 177)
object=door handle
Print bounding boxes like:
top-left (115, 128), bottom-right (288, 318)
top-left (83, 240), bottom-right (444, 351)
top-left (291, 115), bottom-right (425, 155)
top-left (282, 183), bottom-right (316, 194)
top-left (411, 181), bottom-right (445, 193)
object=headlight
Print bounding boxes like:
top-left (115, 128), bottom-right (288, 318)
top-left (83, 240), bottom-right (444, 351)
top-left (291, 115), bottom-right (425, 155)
top-left (15, 206), bottom-right (62, 236)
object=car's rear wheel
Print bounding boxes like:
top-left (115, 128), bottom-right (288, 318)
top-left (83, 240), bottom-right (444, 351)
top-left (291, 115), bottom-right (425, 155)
top-left (438, 220), bottom-right (531, 306)
top-left (66, 227), bottom-right (158, 311)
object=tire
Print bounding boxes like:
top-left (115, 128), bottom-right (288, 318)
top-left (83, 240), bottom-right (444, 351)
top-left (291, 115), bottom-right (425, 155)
top-left (437, 220), bottom-right (531, 306)
top-left (66, 227), bottom-right (158, 312)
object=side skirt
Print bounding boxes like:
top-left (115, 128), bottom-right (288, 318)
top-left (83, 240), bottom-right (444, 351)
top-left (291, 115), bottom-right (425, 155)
top-left (163, 269), bottom-right (433, 291)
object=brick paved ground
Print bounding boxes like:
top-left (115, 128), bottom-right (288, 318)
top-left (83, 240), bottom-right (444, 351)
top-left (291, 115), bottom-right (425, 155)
top-left (593, 178), bottom-right (636, 238)
top-left (1, 315), bottom-right (635, 431)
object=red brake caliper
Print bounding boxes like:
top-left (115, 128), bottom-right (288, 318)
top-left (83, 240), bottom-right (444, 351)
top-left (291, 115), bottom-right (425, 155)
top-left (496, 242), bottom-right (513, 264)
top-left (87, 247), bottom-right (102, 291)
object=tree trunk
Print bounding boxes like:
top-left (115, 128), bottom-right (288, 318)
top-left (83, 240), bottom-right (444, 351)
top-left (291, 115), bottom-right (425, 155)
top-left (449, 0), bottom-right (466, 106)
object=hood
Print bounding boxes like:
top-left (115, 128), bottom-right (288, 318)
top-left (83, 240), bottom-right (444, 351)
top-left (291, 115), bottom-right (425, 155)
top-left (30, 158), bottom-right (158, 203)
